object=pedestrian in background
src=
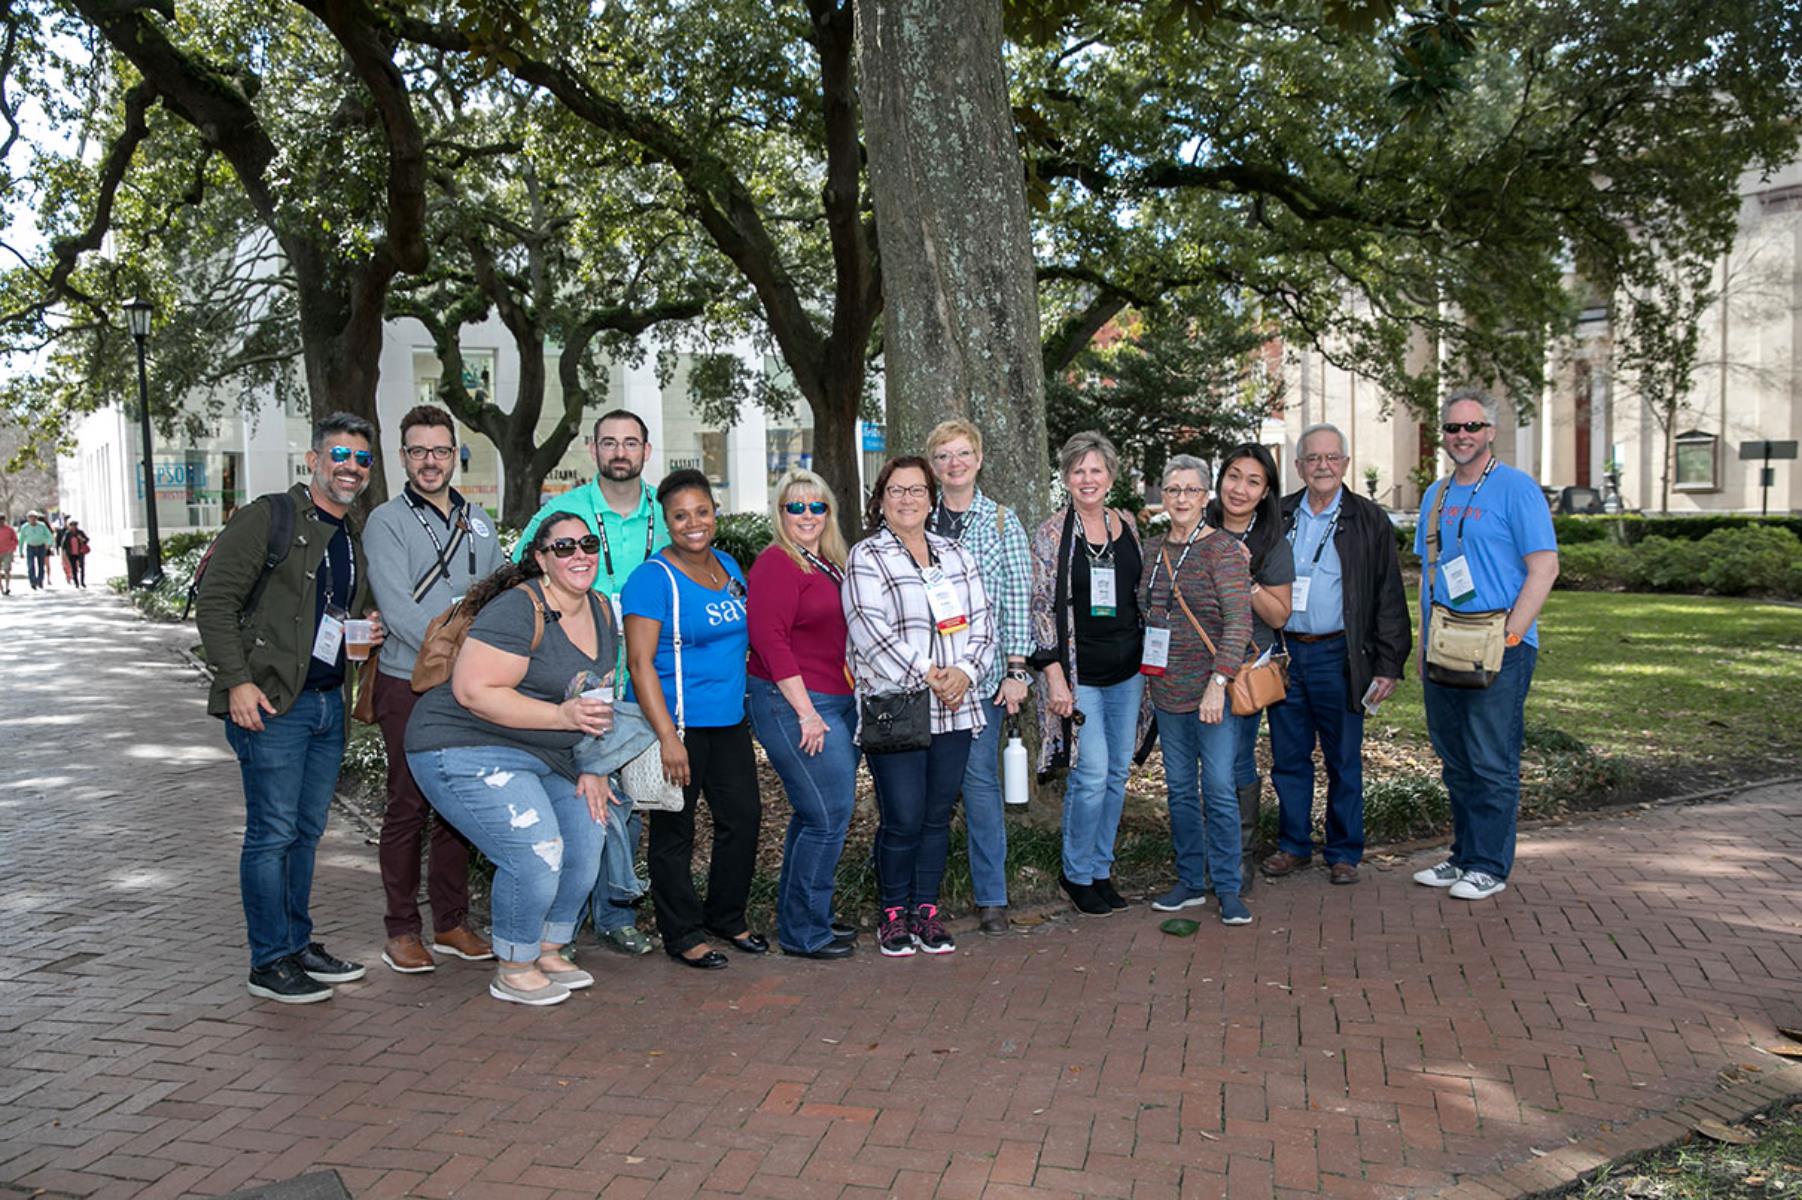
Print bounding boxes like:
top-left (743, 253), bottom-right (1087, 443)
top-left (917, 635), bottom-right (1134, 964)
top-left (1205, 443), bottom-right (1294, 889)
top-left (61, 519), bottom-right (91, 588)
top-left (363, 405), bottom-right (502, 975)
top-left (1031, 431), bottom-right (1147, 919)
top-left (748, 469), bottom-right (858, 960)
top-left (846, 456), bottom-right (995, 958)
top-left (924, 419), bottom-right (1034, 936)
top-left (0, 515), bottom-right (17, 595)
top-left (1262, 424), bottom-right (1411, 886)
top-left (19, 511), bottom-right (52, 591)
top-left (196, 412), bottom-right (385, 1004)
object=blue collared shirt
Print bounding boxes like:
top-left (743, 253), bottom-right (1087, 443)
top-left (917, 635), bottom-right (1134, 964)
top-left (1285, 487), bottom-right (1345, 636)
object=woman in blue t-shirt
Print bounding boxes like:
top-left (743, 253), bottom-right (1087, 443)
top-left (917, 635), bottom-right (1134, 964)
top-left (622, 469), bottom-right (760, 970)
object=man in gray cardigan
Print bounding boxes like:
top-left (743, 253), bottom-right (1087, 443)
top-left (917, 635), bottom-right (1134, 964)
top-left (363, 405), bottom-right (504, 973)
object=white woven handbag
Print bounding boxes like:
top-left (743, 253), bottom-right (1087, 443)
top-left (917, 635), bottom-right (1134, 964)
top-left (621, 559), bottom-right (687, 813)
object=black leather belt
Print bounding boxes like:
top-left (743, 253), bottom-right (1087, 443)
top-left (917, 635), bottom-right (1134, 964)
top-left (1289, 631), bottom-right (1344, 643)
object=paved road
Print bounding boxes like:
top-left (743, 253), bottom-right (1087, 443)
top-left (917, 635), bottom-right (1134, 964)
top-left (3, 589), bottom-right (1800, 1199)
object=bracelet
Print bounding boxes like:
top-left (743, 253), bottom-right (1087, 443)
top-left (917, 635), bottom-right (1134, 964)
top-left (800, 711), bottom-right (825, 725)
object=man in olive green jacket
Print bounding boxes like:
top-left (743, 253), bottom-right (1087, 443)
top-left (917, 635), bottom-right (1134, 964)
top-left (196, 412), bottom-right (386, 1005)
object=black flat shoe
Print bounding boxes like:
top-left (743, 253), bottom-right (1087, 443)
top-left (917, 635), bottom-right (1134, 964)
top-left (670, 949), bottom-right (730, 970)
top-left (1060, 874), bottom-right (1112, 917)
top-left (781, 941), bottom-right (855, 960)
top-left (830, 920), bottom-right (858, 942)
top-left (1091, 878), bottom-right (1130, 911)
top-left (707, 929), bottom-right (770, 955)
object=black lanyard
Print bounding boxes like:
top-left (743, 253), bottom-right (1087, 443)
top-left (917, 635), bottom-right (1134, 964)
top-left (406, 493), bottom-right (475, 576)
top-left (1079, 508), bottom-right (1115, 565)
top-left (596, 490), bottom-right (656, 578)
top-left (1146, 525), bottom-right (1203, 620)
top-left (1445, 457), bottom-right (1498, 554)
top-left (801, 548), bottom-right (844, 586)
top-left (321, 524), bottom-right (355, 610)
top-left (1287, 503), bottom-right (1341, 568)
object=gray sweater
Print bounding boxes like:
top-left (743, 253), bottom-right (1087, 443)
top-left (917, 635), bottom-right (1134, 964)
top-left (364, 487), bottom-right (504, 680)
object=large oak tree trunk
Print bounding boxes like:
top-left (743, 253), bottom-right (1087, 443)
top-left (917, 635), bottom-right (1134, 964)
top-left (856, 0), bottom-right (1049, 529)
top-left (297, 280), bottom-right (391, 511)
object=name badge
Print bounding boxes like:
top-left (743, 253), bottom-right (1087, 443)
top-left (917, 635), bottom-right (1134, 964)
top-left (1290, 575), bottom-right (1312, 613)
top-left (312, 607), bottom-right (346, 663)
top-left (1090, 565), bottom-right (1117, 616)
top-left (1441, 555), bottom-right (1477, 605)
top-left (1140, 626), bottom-right (1171, 676)
top-left (922, 567), bottom-right (969, 635)
top-left (608, 592), bottom-right (625, 635)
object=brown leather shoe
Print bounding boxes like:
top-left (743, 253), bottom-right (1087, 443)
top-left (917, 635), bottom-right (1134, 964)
top-left (430, 926), bottom-right (495, 962)
top-left (381, 934), bottom-right (435, 974)
top-left (977, 906), bottom-right (1008, 935)
top-left (1330, 863), bottom-right (1360, 886)
top-left (1260, 850), bottom-right (1311, 878)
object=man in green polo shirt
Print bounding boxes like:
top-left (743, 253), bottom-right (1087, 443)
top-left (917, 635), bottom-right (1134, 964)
top-left (516, 408), bottom-right (669, 956)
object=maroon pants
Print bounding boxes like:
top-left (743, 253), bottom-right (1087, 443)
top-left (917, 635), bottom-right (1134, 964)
top-left (373, 668), bottom-right (473, 937)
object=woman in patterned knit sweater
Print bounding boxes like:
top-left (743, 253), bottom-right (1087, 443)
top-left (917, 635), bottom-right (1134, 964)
top-left (1138, 455), bottom-right (1258, 926)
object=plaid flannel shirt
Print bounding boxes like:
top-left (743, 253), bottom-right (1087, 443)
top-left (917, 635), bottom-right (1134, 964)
top-left (844, 527), bottom-right (996, 735)
top-left (938, 488), bottom-right (1033, 698)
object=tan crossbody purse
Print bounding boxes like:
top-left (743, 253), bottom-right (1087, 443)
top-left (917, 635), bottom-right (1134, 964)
top-left (1422, 476), bottom-right (1506, 689)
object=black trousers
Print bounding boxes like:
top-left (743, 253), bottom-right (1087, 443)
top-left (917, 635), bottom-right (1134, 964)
top-left (647, 721), bottom-right (762, 955)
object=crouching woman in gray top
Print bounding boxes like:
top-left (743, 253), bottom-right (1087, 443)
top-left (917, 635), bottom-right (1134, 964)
top-left (406, 514), bottom-right (619, 1007)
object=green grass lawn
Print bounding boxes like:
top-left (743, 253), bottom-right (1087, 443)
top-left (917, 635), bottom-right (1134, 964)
top-left (1370, 591), bottom-right (1802, 769)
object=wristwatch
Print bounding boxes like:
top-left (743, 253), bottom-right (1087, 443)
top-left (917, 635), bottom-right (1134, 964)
top-left (1210, 672), bottom-right (1229, 689)
top-left (1006, 668), bottom-right (1031, 684)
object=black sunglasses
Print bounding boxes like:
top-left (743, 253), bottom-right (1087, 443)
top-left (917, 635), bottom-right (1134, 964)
top-left (783, 501), bottom-right (830, 515)
top-left (546, 535), bottom-right (601, 558)
top-left (328, 445), bottom-right (375, 467)
top-left (1441, 421), bottom-right (1492, 434)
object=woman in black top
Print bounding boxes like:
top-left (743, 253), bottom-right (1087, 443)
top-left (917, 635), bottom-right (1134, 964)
top-left (406, 515), bottom-right (619, 1007)
top-left (1029, 430), bottom-right (1146, 917)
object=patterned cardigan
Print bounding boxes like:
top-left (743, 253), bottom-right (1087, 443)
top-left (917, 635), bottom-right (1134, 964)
top-left (1028, 506), bottom-right (1154, 778)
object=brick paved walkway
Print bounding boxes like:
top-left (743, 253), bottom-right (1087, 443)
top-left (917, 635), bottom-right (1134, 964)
top-left (4, 589), bottom-right (1801, 1199)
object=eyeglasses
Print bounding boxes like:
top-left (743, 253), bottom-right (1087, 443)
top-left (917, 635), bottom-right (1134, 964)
top-left (931, 448), bottom-right (976, 465)
top-left (885, 484), bottom-right (930, 500)
top-left (328, 446), bottom-right (374, 468)
top-left (597, 437), bottom-right (645, 453)
top-left (1162, 485), bottom-right (1206, 499)
top-left (783, 501), bottom-right (830, 515)
top-left (1300, 453), bottom-right (1347, 466)
top-left (403, 445), bottom-right (455, 462)
top-left (1442, 421), bottom-right (1492, 434)
top-left (546, 535), bottom-right (602, 558)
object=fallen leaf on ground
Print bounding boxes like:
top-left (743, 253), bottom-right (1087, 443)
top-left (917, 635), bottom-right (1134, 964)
top-left (626, 1156), bottom-right (644, 1164)
top-left (1694, 1118), bottom-right (1756, 1145)
top-left (1765, 1042), bottom-right (1802, 1059)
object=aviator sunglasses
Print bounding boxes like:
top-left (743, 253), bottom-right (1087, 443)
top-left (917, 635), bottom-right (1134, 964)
top-left (1441, 421), bottom-right (1492, 434)
top-left (328, 446), bottom-right (375, 467)
top-left (546, 534), bottom-right (602, 558)
top-left (783, 501), bottom-right (830, 515)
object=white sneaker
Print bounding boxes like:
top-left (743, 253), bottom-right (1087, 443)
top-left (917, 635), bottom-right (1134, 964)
top-left (1449, 871), bottom-right (1506, 901)
top-left (1413, 860), bottom-right (1462, 888)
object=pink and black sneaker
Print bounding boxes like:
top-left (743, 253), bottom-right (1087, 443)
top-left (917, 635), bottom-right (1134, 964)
top-left (909, 903), bottom-right (955, 955)
top-left (877, 906), bottom-right (916, 957)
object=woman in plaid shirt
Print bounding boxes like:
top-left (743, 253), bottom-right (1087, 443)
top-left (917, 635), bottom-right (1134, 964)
top-left (844, 457), bottom-right (996, 958)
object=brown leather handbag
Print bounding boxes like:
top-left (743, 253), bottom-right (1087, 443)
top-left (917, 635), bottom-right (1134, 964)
top-left (1164, 544), bottom-right (1289, 717)
top-left (351, 652), bottom-right (381, 724)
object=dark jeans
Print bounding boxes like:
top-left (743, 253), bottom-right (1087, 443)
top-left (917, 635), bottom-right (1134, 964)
top-left (1423, 643), bottom-right (1538, 879)
top-left (224, 688), bottom-right (345, 969)
top-left (373, 669), bottom-right (472, 938)
top-left (67, 554), bottom-right (86, 587)
top-left (646, 722), bottom-right (762, 955)
top-left (867, 729), bottom-right (974, 910)
top-left (1268, 637), bottom-right (1366, 865)
top-left (25, 544), bottom-right (48, 589)
top-left (748, 678), bottom-right (858, 953)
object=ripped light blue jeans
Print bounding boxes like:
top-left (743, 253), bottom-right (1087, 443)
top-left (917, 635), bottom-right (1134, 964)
top-left (407, 746), bottom-right (604, 963)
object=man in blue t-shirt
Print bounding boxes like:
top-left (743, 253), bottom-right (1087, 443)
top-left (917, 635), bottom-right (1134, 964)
top-left (1411, 388), bottom-right (1559, 902)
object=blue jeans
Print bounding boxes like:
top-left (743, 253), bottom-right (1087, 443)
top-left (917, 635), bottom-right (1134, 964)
top-left (25, 544), bottom-right (48, 589)
top-left (573, 735), bottom-right (645, 936)
top-left (1268, 637), bottom-right (1366, 865)
top-left (224, 688), bottom-right (345, 969)
top-left (749, 678), bottom-right (858, 952)
top-left (1155, 706), bottom-right (1242, 896)
top-left (1062, 674), bottom-right (1145, 884)
top-left (867, 730), bottom-right (974, 909)
top-left (961, 696), bottom-right (1009, 907)
top-left (1423, 643), bottom-right (1538, 879)
top-left (1232, 710), bottom-right (1263, 790)
top-left (408, 746), bottom-right (604, 963)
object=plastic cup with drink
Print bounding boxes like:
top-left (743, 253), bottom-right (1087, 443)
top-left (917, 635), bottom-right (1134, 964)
top-left (345, 619), bottom-right (374, 662)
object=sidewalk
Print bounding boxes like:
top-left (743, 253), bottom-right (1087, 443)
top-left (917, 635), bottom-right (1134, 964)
top-left (3, 588), bottom-right (1800, 1200)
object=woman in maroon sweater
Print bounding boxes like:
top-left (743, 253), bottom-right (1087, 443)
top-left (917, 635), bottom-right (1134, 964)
top-left (748, 470), bottom-right (858, 959)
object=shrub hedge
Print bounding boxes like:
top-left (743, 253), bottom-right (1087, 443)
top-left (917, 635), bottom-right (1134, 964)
top-left (1554, 525), bottom-right (1802, 597)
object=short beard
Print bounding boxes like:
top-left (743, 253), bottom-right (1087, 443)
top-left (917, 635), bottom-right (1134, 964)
top-left (600, 459), bottom-right (642, 482)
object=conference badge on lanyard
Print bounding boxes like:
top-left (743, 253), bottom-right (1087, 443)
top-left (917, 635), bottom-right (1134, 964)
top-left (1140, 625), bottom-right (1171, 676)
top-left (922, 566), bottom-right (969, 635)
top-left (1441, 555), bottom-right (1478, 605)
top-left (1090, 565), bottom-right (1117, 616)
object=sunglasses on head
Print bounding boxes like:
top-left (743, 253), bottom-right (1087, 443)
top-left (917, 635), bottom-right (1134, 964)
top-left (1442, 421), bottom-right (1492, 434)
top-left (546, 534), bottom-right (601, 558)
top-left (328, 446), bottom-right (374, 467)
top-left (783, 501), bottom-right (830, 515)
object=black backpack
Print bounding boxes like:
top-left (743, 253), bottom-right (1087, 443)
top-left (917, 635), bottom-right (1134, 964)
top-left (182, 492), bottom-right (296, 623)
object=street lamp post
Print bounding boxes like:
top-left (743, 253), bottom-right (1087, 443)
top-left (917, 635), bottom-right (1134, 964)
top-left (124, 297), bottom-right (162, 589)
